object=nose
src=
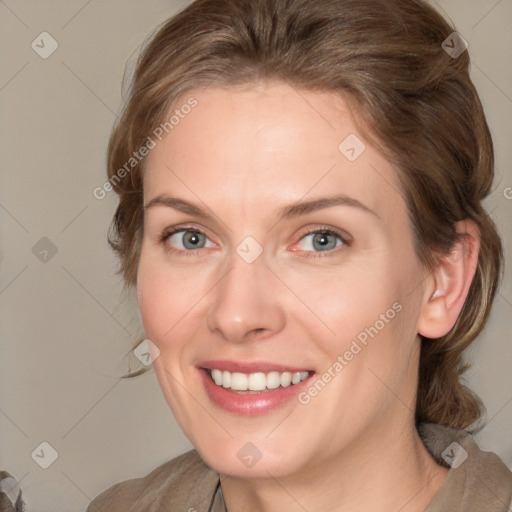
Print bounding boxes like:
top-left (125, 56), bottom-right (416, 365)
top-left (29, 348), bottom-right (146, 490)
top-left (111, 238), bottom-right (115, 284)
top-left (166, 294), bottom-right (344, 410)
top-left (206, 253), bottom-right (286, 343)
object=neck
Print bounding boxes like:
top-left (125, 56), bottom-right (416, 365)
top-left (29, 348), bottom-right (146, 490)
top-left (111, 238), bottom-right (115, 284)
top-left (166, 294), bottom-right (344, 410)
top-left (220, 419), bottom-right (448, 512)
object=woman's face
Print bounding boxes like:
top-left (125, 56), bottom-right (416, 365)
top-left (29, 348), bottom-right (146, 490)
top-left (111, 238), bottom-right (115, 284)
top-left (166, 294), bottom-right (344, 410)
top-left (137, 81), bottom-right (429, 478)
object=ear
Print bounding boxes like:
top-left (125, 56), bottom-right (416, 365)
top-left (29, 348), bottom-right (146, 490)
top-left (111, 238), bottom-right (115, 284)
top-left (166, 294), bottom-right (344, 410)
top-left (417, 220), bottom-right (480, 339)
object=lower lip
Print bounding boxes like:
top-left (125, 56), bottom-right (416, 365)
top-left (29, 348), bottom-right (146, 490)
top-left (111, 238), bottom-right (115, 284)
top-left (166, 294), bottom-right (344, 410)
top-left (198, 368), bottom-right (314, 416)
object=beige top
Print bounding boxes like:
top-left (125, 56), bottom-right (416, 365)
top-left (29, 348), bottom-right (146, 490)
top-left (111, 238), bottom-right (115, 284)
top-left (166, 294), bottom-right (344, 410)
top-left (87, 423), bottom-right (512, 511)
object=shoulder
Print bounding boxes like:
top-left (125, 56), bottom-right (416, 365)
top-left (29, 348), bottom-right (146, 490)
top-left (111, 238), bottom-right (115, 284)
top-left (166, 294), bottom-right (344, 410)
top-left (87, 449), bottom-right (220, 512)
top-left (0, 471), bottom-right (25, 512)
top-left (418, 422), bottom-right (512, 511)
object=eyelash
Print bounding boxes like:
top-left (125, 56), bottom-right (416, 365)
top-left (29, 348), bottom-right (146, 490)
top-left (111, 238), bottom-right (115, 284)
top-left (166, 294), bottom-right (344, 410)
top-left (158, 224), bottom-right (351, 259)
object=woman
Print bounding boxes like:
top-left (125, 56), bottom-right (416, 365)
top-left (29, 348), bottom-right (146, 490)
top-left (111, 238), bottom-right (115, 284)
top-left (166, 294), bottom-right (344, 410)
top-left (88, 0), bottom-right (511, 510)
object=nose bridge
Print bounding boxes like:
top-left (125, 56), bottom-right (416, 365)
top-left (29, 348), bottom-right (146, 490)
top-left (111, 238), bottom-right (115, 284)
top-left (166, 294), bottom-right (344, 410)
top-left (206, 250), bottom-right (284, 342)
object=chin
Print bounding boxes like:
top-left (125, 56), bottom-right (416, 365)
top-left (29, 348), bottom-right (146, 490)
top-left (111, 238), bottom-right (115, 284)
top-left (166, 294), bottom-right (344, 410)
top-left (201, 451), bottom-right (293, 479)
top-left (192, 434), bottom-right (303, 479)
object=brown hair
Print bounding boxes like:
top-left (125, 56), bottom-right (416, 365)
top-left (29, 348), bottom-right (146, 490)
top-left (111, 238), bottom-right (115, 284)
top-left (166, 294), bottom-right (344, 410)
top-left (106, 0), bottom-right (503, 430)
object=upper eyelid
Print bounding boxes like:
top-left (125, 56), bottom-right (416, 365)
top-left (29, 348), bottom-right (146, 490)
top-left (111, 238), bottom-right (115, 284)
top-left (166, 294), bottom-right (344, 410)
top-left (163, 223), bottom-right (215, 240)
top-left (162, 224), bottom-right (347, 238)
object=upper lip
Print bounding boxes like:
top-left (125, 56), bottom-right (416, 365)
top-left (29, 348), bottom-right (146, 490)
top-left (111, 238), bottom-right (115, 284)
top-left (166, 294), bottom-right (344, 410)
top-left (198, 360), bottom-right (313, 374)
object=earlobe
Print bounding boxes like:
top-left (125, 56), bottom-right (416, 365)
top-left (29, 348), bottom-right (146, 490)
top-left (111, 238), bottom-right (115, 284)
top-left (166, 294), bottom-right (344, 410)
top-left (417, 220), bottom-right (480, 339)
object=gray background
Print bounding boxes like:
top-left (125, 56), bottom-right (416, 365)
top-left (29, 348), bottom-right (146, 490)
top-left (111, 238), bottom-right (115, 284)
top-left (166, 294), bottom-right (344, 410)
top-left (0, 1), bottom-right (511, 510)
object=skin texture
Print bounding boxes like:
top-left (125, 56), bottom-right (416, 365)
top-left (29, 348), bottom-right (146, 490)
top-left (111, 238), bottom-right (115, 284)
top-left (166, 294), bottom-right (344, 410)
top-left (137, 81), bottom-right (479, 511)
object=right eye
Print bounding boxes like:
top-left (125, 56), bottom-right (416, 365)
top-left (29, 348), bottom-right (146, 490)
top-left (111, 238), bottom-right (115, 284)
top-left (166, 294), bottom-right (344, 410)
top-left (161, 228), bottom-right (215, 253)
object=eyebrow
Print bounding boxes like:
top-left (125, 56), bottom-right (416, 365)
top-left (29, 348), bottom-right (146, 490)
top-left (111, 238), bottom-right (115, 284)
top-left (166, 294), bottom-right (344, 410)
top-left (144, 193), bottom-right (378, 220)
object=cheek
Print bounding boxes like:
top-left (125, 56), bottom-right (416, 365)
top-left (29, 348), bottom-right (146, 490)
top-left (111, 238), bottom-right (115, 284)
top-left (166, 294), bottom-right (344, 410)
top-left (296, 262), bottom-right (418, 392)
top-left (282, 260), bottom-right (399, 344)
top-left (136, 250), bottom-right (217, 353)
top-left (137, 253), bottom-right (189, 341)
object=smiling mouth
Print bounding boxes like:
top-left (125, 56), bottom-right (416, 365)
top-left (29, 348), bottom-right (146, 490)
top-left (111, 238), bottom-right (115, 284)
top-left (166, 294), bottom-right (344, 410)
top-left (206, 368), bottom-right (311, 392)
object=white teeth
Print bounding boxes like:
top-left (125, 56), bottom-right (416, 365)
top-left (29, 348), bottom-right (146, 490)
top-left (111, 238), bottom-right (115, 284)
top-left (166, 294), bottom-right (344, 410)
top-left (222, 371), bottom-right (231, 388)
top-left (280, 372), bottom-right (292, 387)
top-left (209, 369), bottom-right (309, 391)
top-left (212, 369), bottom-right (223, 386)
top-left (266, 371), bottom-right (281, 389)
top-left (231, 372), bottom-right (248, 391)
top-left (248, 372), bottom-right (266, 391)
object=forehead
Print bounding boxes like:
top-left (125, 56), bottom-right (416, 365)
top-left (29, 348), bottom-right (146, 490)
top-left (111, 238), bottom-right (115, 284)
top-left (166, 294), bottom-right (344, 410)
top-left (143, 82), bottom-right (406, 225)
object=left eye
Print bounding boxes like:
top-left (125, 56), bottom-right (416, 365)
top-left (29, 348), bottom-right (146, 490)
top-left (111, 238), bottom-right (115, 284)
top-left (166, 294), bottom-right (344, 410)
top-left (168, 230), bottom-right (214, 250)
top-left (297, 230), bottom-right (344, 252)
